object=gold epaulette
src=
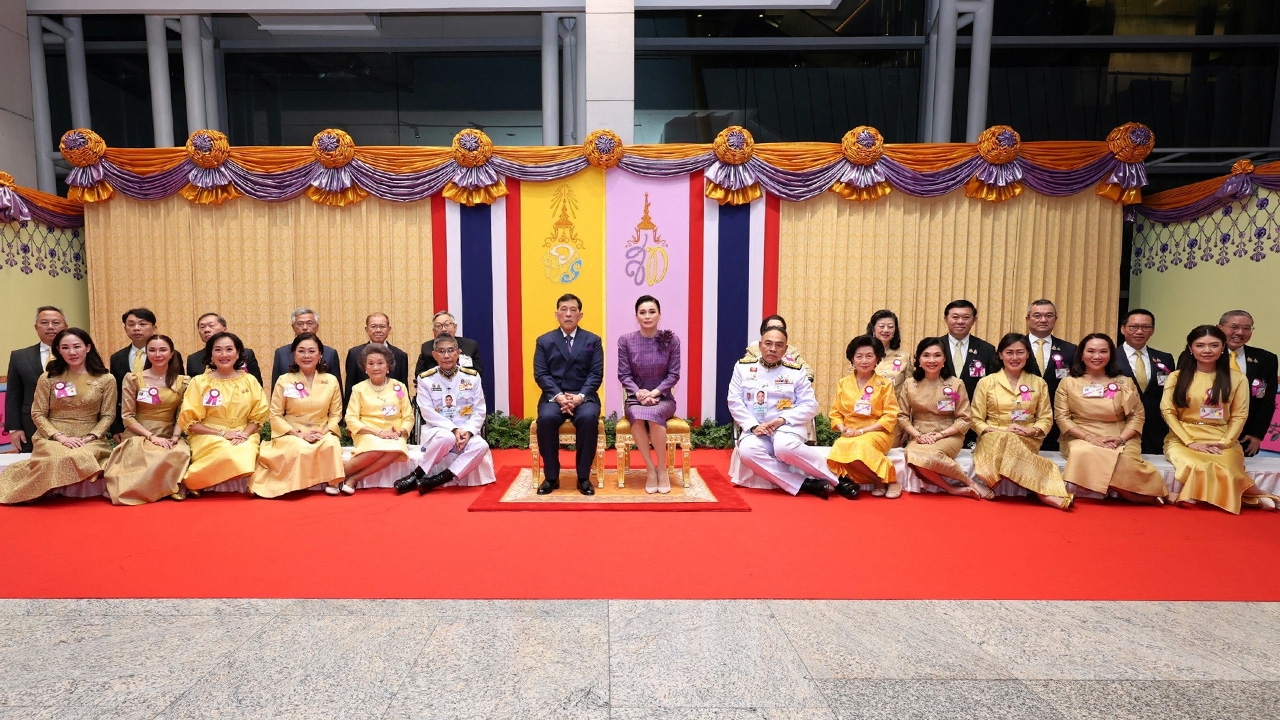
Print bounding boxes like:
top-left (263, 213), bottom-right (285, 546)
top-left (460, 367), bottom-right (478, 375)
top-left (739, 357), bottom-right (757, 364)
top-left (782, 360), bottom-right (802, 370)
top-left (418, 368), bottom-right (438, 378)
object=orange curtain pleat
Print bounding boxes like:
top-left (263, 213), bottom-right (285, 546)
top-left (14, 187), bottom-right (85, 217)
top-left (102, 148), bottom-right (187, 174)
top-left (1140, 175), bottom-right (1229, 210)
top-left (754, 143), bottom-right (844, 171)
top-left (353, 147), bottom-right (454, 173)
top-left (492, 146), bottom-right (586, 164)
top-left (226, 147), bottom-right (317, 173)
top-left (883, 143), bottom-right (978, 171)
top-left (625, 143), bottom-right (714, 160)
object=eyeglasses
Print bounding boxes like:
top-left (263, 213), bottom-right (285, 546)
top-left (1029, 313), bottom-right (1057, 321)
top-left (1124, 324), bottom-right (1154, 332)
top-left (435, 347), bottom-right (459, 355)
top-left (367, 324), bottom-right (389, 331)
top-left (1223, 323), bottom-right (1254, 332)
top-left (433, 321), bottom-right (456, 329)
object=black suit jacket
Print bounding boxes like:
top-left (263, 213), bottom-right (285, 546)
top-left (532, 328), bottom-right (604, 405)
top-left (414, 336), bottom-right (483, 378)
top-left (1024, 336), bottom-right (1077, 450)
top-left (1114, 343), bottom-right (1177, 455)
top-left (1241, 345), bottom-right (1279, 442)
top-left (271, 344), bottom-right (342, 391)
top-left (4, 344), bottom-right (46, 451)
top-left (108, 345), bottom-right (143, 435)
top-left (942, 334), bottom-right (998, 402)
top-left (185, 347), bottom-right (262, 386)
top-left (344, 342), bottom-right (410, 398)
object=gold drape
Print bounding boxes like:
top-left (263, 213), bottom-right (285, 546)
top-left (778, 189), bottom-right (1121, 412)
top-left (85, 196), bottom-right (433, 380)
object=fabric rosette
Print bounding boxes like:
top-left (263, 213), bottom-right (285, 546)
top-left (831, 126), bottom-right (892, 201)
top-left (304, 129), bottom-right (368, 207)
top-left (442, 128), bottom-right (507, 206)
top-left (965, 125), bottom-right (1024, 203)
top-left (179, 130), bottom-right (243, 205)
top-left (584, 129), bottom-right (624, 169)
top-left (1096, 123), bottom-right (1154, 205)
top-left (1217, 158), bottom-right (1256, 201)
top-left (0, 171), bottom-right (31, 222)
top-left (705, 126), bottom-right (763, 205)
top-left (60, 129), bottom-right (114, 203)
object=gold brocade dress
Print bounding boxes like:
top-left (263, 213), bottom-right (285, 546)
top-left (250, 372), bottom-right (345, 497)
top-left (897, 376), bottom-right (971, 484)
top-left (0, 372), bottom-right (116, 504)
top-left (971, 372), bottom-right (1071, 498)
top-left (826, 374), bottom-right (899, 484)
top-left (1054, 375), bottom-right (1165, 497)
top-left (345, 379), bottom-right (414, 459)
top-left (1161, 370), bottom-right (1254, 513)
top-left (875, 349), bottom-right (913, 388)
top-left (103, 373), bottom-right (192, 505)
top-left (178, 371), bottom-right (270, 491)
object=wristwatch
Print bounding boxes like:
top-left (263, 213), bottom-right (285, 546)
top-left (219, 429), bottom-right (226, 437)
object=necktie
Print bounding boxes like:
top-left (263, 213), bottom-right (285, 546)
top-left (952, 341), bottom-right (965, 374)
top-left (131, 347), bottom-right (145, 375)
top-left (1229, 352), bottom-right (1241, 372)
top-left (1036, 339), bottom-right (1048, 371)
top-left (565, 334), bottom-right (574, 354)
top-left (1133, 351), bottom-right (1148, 391)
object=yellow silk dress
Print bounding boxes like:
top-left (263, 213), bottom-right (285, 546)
top-left (0, 372), bottom-right (116, 504)
top-left (875, 349), bottom-right (913, 388)
top-left (897, 376), bottom-right (972, 484)
top-left (971, 372), bottom-right (1071, 498)
top-left (103, 373), bottom-right (192, 505)
top-left (250, 372), bottom-right (345, 498)
top-left (178, 371), bottom-right (270, 491)
top-left (1055, 375), bottom-right (1165, 497)
top-left (345, 379), bottom-right (414, 459)
top-left (826, 373), bottom-right (899, 484)
top-left (1161, 370), bottom-right (1255, 513)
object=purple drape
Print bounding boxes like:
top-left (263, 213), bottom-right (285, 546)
top-left (880, 156), bottom-right (985, 197)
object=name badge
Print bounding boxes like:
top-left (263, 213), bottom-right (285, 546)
top-left (283, 385), bottom-right (301, 399)
top-left (752, 403), bottom-right (769, 420)
top-left (1199, 406), bottom-right (1225, 421)
top-left (202, 389), bottom-right (223, 407)
top-left (854, 400), bottom-right (873, 416)
top-left (53, 381), bottom-right (76, 398)
top-left (1055, 368), bottom-right (1070, 379)
top-left (442, 405), bottom-right (457, 418)
top-left (1010, 409), bottom-right (1032, 423)
top-left (1156, 373), bottom-right (1168, 386)
top-left (459, 355), bottom-right (473, 368)
top-left (1082, 384), bottom-right (1105, 398)
top-left (1252, 380), bottom-right (1267, 399)
top-left (936, 398), bottom-right (956, 413)
top-left (969, 362), bottom-right (986, 378)
top-left (137, 387), bottom-right (161, 404)
top-left (381, 405), bottom-right (398, 417)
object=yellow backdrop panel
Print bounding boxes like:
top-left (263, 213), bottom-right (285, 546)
top-left (0, 223), bottom-right (90, 361)
top-left (84, 196), bottom-right (433, 380)
top-left (778, 189), bottom-right (1122, 412)
top-left (1129, 255), bottom-right (1280, 354)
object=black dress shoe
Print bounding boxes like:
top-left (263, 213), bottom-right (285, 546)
top-left (799, 478), bottom-right (830, 500)
top-left (835, 478), bottom-right (860, 500)
top-left (537, 477), bottom-right (560, 495)
top-left (418, 469), bottom-right (455, 494)
top-left (393, 467), bottom-right (426, 494)
top-left (577, 478), bottom-right (595, 496)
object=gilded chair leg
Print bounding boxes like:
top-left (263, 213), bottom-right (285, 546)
top-left (616, 445), bottom-right (627, 488)
top-left (682, 439), bottom-right (691, 487)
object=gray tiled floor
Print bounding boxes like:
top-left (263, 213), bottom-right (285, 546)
top-left (1, 600), bottom-right (1277, 719)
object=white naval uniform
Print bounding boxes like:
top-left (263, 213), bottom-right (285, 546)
top-left (416, 366), bottom-right (491, 481)
top-left (727, 357), bottom-right (837, 495)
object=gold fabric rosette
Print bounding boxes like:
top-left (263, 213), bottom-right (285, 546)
top-left (965, 125), bottom-right (1024, 203)
top-left (60, 129), bottom-right (114, 203)
top-left (585, 129), bottom-right (624, 169)
top-left (443, 128), bottom-right (508, 205)
top-left (305, 129), bottom-right (369, 206)
top-left (1096, 123), bottom-right (1154, 204)
top-left (831, 126), bottom-right (892, 201)
top-left (179, 130), bottom-right (243, 205)
top-left (705, 126), bottom-right (762, 205)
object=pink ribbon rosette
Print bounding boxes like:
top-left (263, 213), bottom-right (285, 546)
top-left (54, 381), bottom-right (71, 398)
top-left (862, 386), bottom-right (875, 398)
top-left (294, 382), bottom-right (310, 399)
top-left (1018, 384), bottom-right (1032, 402)
top-left (145, 387), bottom-right (160, 403)
top-left (943, 387), bottom-right (955, 398)
top-left (1052, 353), bottom-right (1062, 367)
top-left (892, 358), bottom-right (902, 371)
top-left (394, 383), bottom-right (405, 399)
top-left (204, 388), bottom-right (221, 405)
top-left (1104, 382), bottom-right (1119, 399)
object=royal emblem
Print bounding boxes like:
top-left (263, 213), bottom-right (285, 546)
top-left (624, 193), bottom-right (669, 287)
top-left (543, 184), bottom-right (584, 284)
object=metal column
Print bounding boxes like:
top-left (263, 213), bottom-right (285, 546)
top-left (542, 14), bottom-right (560, 146)
top-left (145, 15), bottom-right (175, 147)
top-left (27, 16), bottom-right (55, 193)
top-left (960, 0), bottom-right (995, 142)
top-left (180, 15), bottom-right (207, 133)
top-left (200, 18), bottom-right (220, 132)
top-left (61, 17), bottom-right (91, 129)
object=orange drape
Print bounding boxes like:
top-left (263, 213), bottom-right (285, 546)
top-left (353, 147), bottom-right (453, 173)
top-left (14, 187), bottom-right (85, 218)
top-left (103, 148), bottom-right (187, 175)
top-left (883, 143), bottom-right (979, 172)
top-left (1140, 176), bottom-right (1229, 210)
top-left (1020, 142), bottom-right (1112, 170)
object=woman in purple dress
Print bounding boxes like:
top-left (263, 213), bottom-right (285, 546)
top-left (618, 295), bottom-right (682, 493)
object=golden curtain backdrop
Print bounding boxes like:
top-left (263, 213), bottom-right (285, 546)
top-left (84, 196), bottom-right (434, 381)
top-left (778, 189), bottom-right (1122, 413)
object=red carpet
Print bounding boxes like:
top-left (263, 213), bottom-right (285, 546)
top-left (2, 449), bottom-right (1279, 600)
top-left (467, 465), bottom-right (751, 511)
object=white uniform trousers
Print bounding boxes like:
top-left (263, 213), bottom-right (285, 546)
top-left (736, 430), bottom-right (837, 495)
top-left (419, 427), bottom-right (490, 479)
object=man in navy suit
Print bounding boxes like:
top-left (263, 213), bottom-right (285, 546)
top-left (4, 306), bottom-right (67, 452)
top-left (1022, 298), bottom-right (1076, 451)
top-left (940, 300), bottom-right (997, 447)
top-left (1114, 308), bottom-right (1176, 455)
top-left (271, 307), bottom-right (342, 391)
top-left (1219, 310), bottom-right (1278, 457)
top-left (532, 293), bottom-right (604, 496)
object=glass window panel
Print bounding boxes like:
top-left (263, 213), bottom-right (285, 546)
top-left (989, 0), bottom-right (1280, 37)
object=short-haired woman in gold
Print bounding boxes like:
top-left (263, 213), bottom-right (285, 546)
top-left (251, 332), bottom-right (345, 498)
top-left (103, 334), bottom-right (192, 504)
top-left (1161, 325), bottom-right (1279, 512)
top-left (827, 335), bottom-right (899, 498)
top-left (971, 333), bottom-right (1073, 510)
top-left (1055, 333), bottom-right (1166, 504)
top-left (897, 337), bottom-right (990, 499)
top-left (178, 331), bottom-right (269, 493)
top-left (0, 328), bottom-right (116, 504)
top-left (868, 309), bottom-right (911, 387)
top-left (341, 345), bottom-right (413, 492)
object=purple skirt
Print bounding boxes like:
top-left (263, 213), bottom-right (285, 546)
top-left (624, 397), bottom-right (677, 424)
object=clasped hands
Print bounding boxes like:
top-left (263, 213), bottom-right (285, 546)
top-left (148, 434), bottom-right (180, 449)
top-left (292, 428), bottom-right (326, 444)
top-left (985, 425), bottom-right (1038, 438)
top-left (752, 418), bottom-right (785, 436)
top-left (633, 389), bottom-right (661, 407)
top-left (554, 392), bottom-right (585, 415)
top-left (1188, 441), bottom-right (1225, 455)
top-left (52, 432), bottom-right (89, 449)
top-left (453, 428), bottom-right (473, 453)
top-left (1085, 434), bottom-right (1124, 449)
